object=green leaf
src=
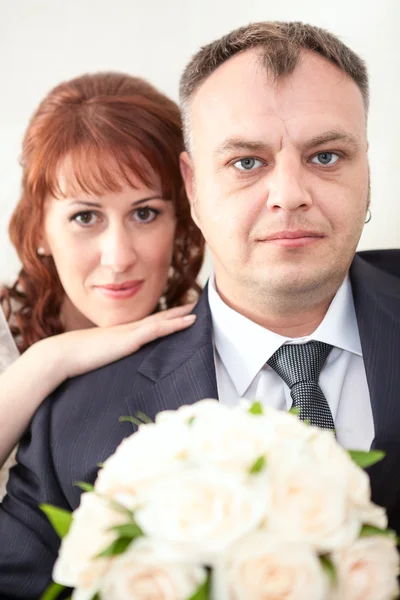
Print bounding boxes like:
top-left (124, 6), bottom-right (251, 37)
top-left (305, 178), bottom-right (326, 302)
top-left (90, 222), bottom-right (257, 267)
top-left (95, 536), bottom-right (132, 558)
top-left (188, 574), bottom-right (210, 600)
top-left (348, 449), bottom-right (386, 469)
top-left (249, 455), bottom-right (267, 474)
top-left (187, 416), bottom-right (196, 426)
top-left (119, 415), bottom-right (143, 426)
top-left (109, 522), bottom-right (143, 539)
top-left (40, 504), bottom-right (73, 539)
top-left (360, 524), bottom-right (398, 543)
top-left (90, 595), bottom-right (100, 600)
top-left (320, 555), bottom-right (337, 586)
top-left (248, 401), bottom-right (263, 415)
top-left (289, 407), bottom-right (300, 417)
top-left (107, 498), bottom-right (134, 517)
top-left (97, 462), bottom-right (105, 469)
top-left (135, 411), bottom-right (153, 424)
top-left (39, 582), bottom-right (66, 600)
top-left (73, 481), bottom-right (94, 493)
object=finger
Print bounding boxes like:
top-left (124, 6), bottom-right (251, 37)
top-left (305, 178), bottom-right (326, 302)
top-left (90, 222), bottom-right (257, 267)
top-left (131, 314), bottom-right (197, 349)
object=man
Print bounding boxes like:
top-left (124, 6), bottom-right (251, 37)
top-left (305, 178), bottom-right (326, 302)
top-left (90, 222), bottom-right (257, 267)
top-left (1, 21), bottom-right (400, 598)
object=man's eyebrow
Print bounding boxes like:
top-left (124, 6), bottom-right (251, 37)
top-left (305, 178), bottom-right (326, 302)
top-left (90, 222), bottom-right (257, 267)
top-left (214, 138), bottom-right (272, 157)
top-left (303, 130), bottom-right (361, 151)
top-left (214, 131), bottom-right (360, 158)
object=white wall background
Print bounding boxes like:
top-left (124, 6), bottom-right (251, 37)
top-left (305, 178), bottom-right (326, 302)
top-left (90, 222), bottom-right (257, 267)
top-left (0, 0), bottom-right (399, 286)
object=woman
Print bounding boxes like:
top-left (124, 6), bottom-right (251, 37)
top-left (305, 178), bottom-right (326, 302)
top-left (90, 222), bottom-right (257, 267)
top-left (0, 71), bottom-right (204, 496)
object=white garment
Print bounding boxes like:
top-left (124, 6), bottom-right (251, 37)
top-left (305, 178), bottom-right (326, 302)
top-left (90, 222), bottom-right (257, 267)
top-left (208, 276), bottom-right (374, 450)
top-left (0, 304), bottom-right (19, 499)
top-left (0, 304), bottom-right (19, 371)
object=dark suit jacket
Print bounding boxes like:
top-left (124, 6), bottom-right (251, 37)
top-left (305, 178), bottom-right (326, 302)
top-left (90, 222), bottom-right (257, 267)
top-left (1, 249), bottom-right (400, 599)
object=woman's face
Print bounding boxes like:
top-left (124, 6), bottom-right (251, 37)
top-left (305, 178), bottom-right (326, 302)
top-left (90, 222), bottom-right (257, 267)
top-left (42, 173), bottom-right (177, 328)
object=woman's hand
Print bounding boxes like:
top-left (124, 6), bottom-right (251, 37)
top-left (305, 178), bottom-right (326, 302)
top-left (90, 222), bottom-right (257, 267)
top-left (0, 304), bottom-right (197, 468)
top-left (43, 303), bottom-right (197, 380)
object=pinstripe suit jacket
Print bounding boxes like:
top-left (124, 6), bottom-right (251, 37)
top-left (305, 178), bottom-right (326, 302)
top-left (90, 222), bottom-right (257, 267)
top-left (1, 249), bottom-right (400, 599)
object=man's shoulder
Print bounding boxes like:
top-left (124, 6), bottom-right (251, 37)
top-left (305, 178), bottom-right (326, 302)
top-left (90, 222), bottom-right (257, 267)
top-left (50, 287), bottom-right (212, 407)
top-left (356, 249), bottom-right (400, 280)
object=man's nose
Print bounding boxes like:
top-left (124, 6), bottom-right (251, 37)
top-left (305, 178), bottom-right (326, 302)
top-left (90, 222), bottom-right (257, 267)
top-left (100, 225), bottom-right (137, 272)
top-left (265, 157), bottom-right (312, 212)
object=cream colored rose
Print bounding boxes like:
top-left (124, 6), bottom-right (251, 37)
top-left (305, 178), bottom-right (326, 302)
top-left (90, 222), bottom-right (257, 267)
top-left (331, 536), bottom-right (399, 600)
top-left (95, 420), bottom-right (190, 508)
top-left (155, 398), bottom-right (227, 425)
top-left (213, 532), bottom-right (328, 600)
top-left (135, 467), bottom-right (268, 564)
top-left (267, 454), bottom-right (360, 552)
top-left (187, 407), bottom-right (271, 473)
top-left (302, 431), bottom-right (388, 529)
top-left (307, 432), bottom-right (372, 506)
top-left (99, 538), bottom-right (206, 600)
top-left (165, 400), bottom-right (313, 476)
top-left (53, 493), bottom-right (126, 599)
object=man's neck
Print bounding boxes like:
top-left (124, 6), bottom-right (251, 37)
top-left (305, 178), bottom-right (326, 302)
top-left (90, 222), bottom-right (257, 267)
top-left (214, 281), bottom-right (341, 338)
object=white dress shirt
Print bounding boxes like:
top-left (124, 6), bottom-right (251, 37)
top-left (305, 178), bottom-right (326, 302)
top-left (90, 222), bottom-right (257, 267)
top-left (208, 276), bottom-right (374, 450)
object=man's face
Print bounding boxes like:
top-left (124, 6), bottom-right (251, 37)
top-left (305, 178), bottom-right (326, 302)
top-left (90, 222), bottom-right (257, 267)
top-left (180, 49), bottom-right (369, 310)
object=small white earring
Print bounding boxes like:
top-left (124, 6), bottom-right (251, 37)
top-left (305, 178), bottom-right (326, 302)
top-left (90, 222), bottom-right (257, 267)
top-left (37, 247), bottom-right (46, 256)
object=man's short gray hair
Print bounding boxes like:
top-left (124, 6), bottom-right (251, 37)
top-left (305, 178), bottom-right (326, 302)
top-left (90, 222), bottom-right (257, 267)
top-left (179, 21), bottom-right (369, 152)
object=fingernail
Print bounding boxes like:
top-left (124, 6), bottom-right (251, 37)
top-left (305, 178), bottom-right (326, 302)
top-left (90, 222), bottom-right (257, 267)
top-left (183, 315), bottom-right (196, 321)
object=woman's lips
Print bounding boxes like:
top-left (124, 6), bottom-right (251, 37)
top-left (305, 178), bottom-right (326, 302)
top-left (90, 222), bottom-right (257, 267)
top-left (94, 280), bottom-right (144, 299)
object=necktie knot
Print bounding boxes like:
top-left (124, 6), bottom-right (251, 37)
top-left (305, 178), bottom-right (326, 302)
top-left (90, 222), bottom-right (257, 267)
top-left (267, 341), bottom-right (335, 431)
top-left (267, 341), bottom-right (333, 389)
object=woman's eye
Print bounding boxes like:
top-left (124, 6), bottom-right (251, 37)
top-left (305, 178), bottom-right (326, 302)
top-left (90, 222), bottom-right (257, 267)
top-left (72, 211), bottom-right (98, 226)
top-left (310, 152), bottom-right (340, 166)
top-left (233, 157), bottom-right (264, 171)
top-left (133, 207), bottom-right (159, 223)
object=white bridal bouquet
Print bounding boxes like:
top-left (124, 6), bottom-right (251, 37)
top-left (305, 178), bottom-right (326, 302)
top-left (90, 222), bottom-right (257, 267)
top-left (41, 400), bottom-right (399, 600)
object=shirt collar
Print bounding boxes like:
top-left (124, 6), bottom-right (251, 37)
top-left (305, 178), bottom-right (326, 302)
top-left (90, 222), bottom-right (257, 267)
top-left (208, 274), bottom-right (362, 396)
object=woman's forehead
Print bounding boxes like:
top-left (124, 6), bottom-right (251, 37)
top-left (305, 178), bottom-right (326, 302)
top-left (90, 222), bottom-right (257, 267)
top-left (52, 150), bottom-right (162, 200)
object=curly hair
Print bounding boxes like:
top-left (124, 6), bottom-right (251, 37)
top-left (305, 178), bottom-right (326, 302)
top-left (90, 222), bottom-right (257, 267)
top-left (1, 72), bottom-right (205, 352)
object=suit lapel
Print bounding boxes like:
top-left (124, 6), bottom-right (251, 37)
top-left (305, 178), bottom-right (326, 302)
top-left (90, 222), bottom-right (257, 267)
top-left (351, 255), bottom-right (400, 520)
top-left (124, 287), bottom-right (218, 427)
top-left (350, 255), bottom-right (400, 443)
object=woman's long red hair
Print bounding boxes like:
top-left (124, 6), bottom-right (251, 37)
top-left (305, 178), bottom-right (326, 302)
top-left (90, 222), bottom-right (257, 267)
top-left (1, 72), bottom-right (204, 351)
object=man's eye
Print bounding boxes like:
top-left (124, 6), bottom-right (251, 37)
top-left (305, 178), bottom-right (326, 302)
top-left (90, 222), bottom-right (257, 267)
top-left (233, 157), bottom-right (264, 171)
top-left (72, 211), bottom-right (97, 226)
top-left (310, 152), bottom-right (340, 166)
top-left (133, 207), bottom-right (160, 223)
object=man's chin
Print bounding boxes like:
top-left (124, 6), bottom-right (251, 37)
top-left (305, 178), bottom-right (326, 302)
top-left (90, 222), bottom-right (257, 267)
top-left (249, 263), bottom-right (332, 294)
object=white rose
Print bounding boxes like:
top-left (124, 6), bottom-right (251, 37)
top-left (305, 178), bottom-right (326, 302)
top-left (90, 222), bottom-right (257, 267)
top-left (305, 431), bottom-right (388, 529)
top-left (53, 493), bottom-right (126, 599)
top-left (100, 538), bottom-right (206, 600)
top-left (155, 398), bottom-right (227, 425)
top-left (267, 452), bottom-right (360, 552)
top-left (308, 432), bottom-right (369, 501)
top-left (158, 401), bottom-right (313, 477)
top-left (187, 407), bottom-right (271, 473)
top-left (135, 467), bottom-right (268, 564)
top-left (213, 532), bottom-right (328, 600)
top-left (331, 536), bottom-right (399, 600)
top-left (95, 421), bottom-right (190, 508)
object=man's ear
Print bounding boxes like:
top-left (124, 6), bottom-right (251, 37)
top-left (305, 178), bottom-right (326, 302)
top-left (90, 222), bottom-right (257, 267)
top-left (180, 151), bottom-right (200, 228)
